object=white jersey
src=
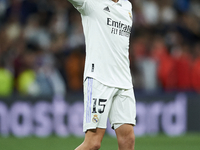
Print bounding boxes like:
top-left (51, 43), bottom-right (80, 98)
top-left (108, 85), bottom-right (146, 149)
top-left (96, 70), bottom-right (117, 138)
top-left (69, 0), bottom-right (133, 89)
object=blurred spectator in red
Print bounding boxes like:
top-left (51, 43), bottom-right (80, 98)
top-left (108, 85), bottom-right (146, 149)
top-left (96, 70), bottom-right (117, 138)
top-left (131, 36), bottom-right (148, 60)
top-left (173, 43), bottom-right (192, 91)
top-left (151, 36), bottom-right (176, 91)
top-left (191, 43), bottom-right (200, 93)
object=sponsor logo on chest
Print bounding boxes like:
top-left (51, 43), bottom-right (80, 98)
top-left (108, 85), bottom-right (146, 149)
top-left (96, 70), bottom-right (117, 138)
top-left (107, 18), bottom-right (132, 37)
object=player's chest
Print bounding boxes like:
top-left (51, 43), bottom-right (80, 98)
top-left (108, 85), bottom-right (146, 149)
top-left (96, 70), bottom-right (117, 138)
top-left (92, 1), bottom-right (132, 26)
top-left (90, 1), bottom-right (132, 38)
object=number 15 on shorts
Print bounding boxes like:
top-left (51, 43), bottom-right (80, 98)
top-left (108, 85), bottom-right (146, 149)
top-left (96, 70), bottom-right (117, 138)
top-left (92, 98), bottom-right (107, 114)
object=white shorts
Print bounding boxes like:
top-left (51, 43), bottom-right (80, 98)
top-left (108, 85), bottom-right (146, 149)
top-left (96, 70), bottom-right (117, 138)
top-left (83, 77), bottom-right (136, 132)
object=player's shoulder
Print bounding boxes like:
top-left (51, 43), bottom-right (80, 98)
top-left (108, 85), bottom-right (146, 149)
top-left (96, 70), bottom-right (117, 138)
top-left (121, 0), bottom-right (132, 9)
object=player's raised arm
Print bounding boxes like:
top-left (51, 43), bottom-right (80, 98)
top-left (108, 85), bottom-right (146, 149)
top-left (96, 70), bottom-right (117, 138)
top-left (68, 0), bottom-right (92, 15)
top-left (68, 0), bottom-right (85, 9)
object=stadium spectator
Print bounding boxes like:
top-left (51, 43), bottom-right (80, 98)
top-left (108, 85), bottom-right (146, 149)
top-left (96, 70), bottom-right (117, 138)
top-left (16, 50), bottom-right (39, 96)
top-left (191, 43), bottom-right (200, 93)
top-left (173, 43), bottom-right (192, 91)
top-left (0, 56), bottom-right (13, 97)
top-left (150, 36), bottom-right (176, 91)
top-left (64, 48), bottom-right (85, 92)
top-left (0, 0), bottom-right (200, 96)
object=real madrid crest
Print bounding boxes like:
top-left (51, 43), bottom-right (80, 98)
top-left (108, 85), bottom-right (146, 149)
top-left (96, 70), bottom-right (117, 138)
top-left (92, 115), bottom-right (99, 123)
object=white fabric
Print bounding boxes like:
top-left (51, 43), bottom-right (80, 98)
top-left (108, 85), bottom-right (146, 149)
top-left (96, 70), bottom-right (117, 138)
top-left (69, 0), bottom-right (133, 89)
top-left (83, 78), bottom-right (136, 132)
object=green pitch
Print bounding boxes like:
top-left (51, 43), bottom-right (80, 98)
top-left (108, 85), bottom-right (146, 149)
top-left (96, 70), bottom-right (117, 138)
top-left (0, 133), bottom-right (199, 150)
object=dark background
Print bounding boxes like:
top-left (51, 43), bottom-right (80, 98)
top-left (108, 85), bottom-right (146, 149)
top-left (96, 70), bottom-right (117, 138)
top-left (0, 0), bottom-right (200, 97)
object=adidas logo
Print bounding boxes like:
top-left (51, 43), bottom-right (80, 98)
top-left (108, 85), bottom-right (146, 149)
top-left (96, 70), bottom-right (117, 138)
top-left (104, 6), bottom-right (110, 12)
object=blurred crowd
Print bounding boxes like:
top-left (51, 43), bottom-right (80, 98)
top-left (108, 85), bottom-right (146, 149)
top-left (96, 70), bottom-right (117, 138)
top-left (0, 0), bottom-right (200, 97)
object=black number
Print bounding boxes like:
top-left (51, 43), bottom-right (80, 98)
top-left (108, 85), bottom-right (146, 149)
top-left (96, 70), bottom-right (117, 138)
top-left (98, 99), bottom-right (107, 114)
top-left (92, 98), bottom-right (97, 113)
top-left (92, 98), bottom-right (107, 114)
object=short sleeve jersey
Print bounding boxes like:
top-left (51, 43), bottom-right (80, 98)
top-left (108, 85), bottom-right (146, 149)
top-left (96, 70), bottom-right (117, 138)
top-left (69, 0), bottom-right (133, 89)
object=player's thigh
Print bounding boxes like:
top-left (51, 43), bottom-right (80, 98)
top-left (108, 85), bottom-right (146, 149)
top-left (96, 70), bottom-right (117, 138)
top-left (109, 88), bottom-right (136, 129)
top-left (83, 77), bottom-right (116, 132)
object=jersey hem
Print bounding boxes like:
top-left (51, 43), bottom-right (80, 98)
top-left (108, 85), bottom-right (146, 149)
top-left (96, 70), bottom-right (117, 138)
top-left (84, 75), bottom-right (133, 90)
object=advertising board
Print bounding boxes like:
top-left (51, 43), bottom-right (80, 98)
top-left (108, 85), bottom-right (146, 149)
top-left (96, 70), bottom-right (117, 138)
top-left (0, 93), bottom-right (200, 137)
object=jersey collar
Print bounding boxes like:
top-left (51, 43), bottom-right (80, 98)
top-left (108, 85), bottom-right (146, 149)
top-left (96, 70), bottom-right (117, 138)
top-left (109, 0), bottom-right (123, 6)
top-left (117, 0), bottom-right (122, 6)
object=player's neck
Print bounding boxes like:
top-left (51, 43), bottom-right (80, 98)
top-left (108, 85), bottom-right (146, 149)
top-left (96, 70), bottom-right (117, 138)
top-left (112, 0), bottom-right (119, 3)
